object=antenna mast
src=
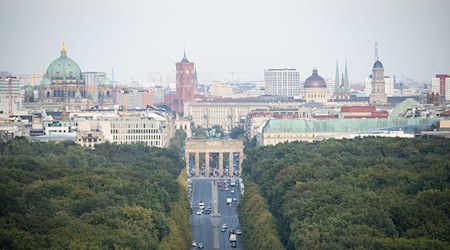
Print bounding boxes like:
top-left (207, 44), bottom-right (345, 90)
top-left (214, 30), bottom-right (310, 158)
top-left (375, 41), bottom-right (379, 61)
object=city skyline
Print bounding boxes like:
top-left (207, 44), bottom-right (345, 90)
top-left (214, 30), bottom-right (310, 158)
top-left (1, 0), bottom-right (449, 84)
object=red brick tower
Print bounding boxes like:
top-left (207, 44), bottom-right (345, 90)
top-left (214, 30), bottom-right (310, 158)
top-left (173, 51), bottom-right (195, 114)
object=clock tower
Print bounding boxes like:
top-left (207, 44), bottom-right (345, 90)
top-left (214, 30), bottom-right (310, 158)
top-left (369, 42), bottom-right (387, 105)
top-left (174, 51), bottom-right (195, 114)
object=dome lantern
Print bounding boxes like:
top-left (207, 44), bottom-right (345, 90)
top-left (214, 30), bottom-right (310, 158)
top-left (61, 41), bottom-right (67, 57)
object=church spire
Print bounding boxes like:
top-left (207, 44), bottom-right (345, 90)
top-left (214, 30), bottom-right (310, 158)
top-left (181, 50), bottom-right (190, 63)
top-left (334, 60), bottom-right (340, 93)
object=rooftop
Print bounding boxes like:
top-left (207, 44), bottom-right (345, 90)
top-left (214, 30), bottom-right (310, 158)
top-left (262, 118), bottom-right (438, 134)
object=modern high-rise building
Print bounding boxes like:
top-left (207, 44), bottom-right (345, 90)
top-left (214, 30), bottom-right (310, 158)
top-left (369, 42), bottom-right (387, 105)
top-left (173, 52), bottom-right (195, 114)
top-left (264, 68), bottom-right (300, 97)
top-left (431, 74), bottom-right (450, 101)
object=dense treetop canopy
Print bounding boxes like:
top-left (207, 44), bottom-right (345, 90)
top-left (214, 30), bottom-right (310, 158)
top-left (0, 139), bottom-right (191, 249)
top-left (241, 136), bottom-right (450, 249)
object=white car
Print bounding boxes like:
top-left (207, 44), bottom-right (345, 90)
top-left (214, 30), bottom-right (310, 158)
top-left (196, 210), bottom-right (202, 215)
top-left (192, 241), bottom-right (197, 247)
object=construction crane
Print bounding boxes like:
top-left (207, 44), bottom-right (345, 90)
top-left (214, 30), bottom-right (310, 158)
top-left (120, 88), bottom-right (129, 116)
top-left (17, 73), bottom-right (44, 86)
top-left (227, 72), bottom-right (245, 82)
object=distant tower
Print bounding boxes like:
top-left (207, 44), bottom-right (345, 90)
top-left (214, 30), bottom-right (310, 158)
top-left (174, 51), bottom-right (195, 114)
top-left (369, 42), bottom-right (387, 105)
top-left (334, 60), bottom-right (340, 93)
top-left (193, 67), bottom-right (199, 89)
top-left (333, 59), bottom-right (350, 100)
top-left (344, 59), bottom-right (349, 92)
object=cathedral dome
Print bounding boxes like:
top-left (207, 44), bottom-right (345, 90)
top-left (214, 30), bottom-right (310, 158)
top-left (373, 60), bottom-right (383, 69)
top-left (304, 68), bottom-right (327, 88)
top-left (45, 42), bottom-right (83, 80)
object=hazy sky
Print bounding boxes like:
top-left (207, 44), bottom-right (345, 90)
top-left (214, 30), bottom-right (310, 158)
top-left (1, 0), bottom-right (449, 84)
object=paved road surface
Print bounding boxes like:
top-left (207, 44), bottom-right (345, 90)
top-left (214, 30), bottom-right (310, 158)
top-left (190, 178), bottom-right (244, 249)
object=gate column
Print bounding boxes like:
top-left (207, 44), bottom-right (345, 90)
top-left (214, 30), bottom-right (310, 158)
top-left (219, 151), bottom-right (224, 177)
top-left (195, 152), bottom-right (200, 176)
top-left (205, 152), bottom-right (210, 177)
top-left (229, 152), bottom-right (234, 176)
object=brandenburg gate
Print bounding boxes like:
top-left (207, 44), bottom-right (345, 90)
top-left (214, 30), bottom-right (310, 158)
top-left (185, 139), bottom-right (244, 177)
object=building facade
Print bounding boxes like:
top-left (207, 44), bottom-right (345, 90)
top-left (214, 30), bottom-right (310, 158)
top-left (76, 113), bottom-right (173, 148)
top-left (431, 74), bottom-right (450, 101)
top-left (258, 118), bottom-right (437, 146)
top-left (115, 87), bottom-right (154, 110)
top-left (264, 68), bottom-right (300, 97)
top-left (210, 81), bottom-right (234, 97)
top-left (187, 99), bottom-right (303, 130)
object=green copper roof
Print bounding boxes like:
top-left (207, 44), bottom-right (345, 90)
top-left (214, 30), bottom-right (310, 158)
top-left (262, 118), bottom-right (437, 133)
top-left (40, 77), bottom-right (51, 86)
top-left (99, 76), bottom-right (111, 86)
top-left (46, 46), bottom-right (82, 80)
top-left (25, 85), bottom-right (33, 92)
top-left (390, 98), bottom-right (424, 118)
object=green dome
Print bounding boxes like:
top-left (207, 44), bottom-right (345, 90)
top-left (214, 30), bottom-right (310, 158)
top-left (40, 77), bottom-right (51, 86)
top-left (46, 45), bottom-right (82, 80)
top-left (99, 76), bottom-right (111, 86)
top-left (25, 85), bottom-right (33, 92)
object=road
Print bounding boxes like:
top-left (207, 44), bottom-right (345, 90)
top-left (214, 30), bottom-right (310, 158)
top-left (189, 178), bottom-right (244, 250)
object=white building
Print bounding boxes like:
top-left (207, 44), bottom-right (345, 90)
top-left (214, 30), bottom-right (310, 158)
top-left (264, 69), bottom-right (300, 97)
top-left (385, 76), bottom-right (394, 96)
top-left (446, 78), bottom-right (450, 101)
top-left (76, 111), bottom-right (174, 148)
top-left (431, 77), bottom-right (440, 94)
top-left (365, 77), bottom-right (372, 96)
